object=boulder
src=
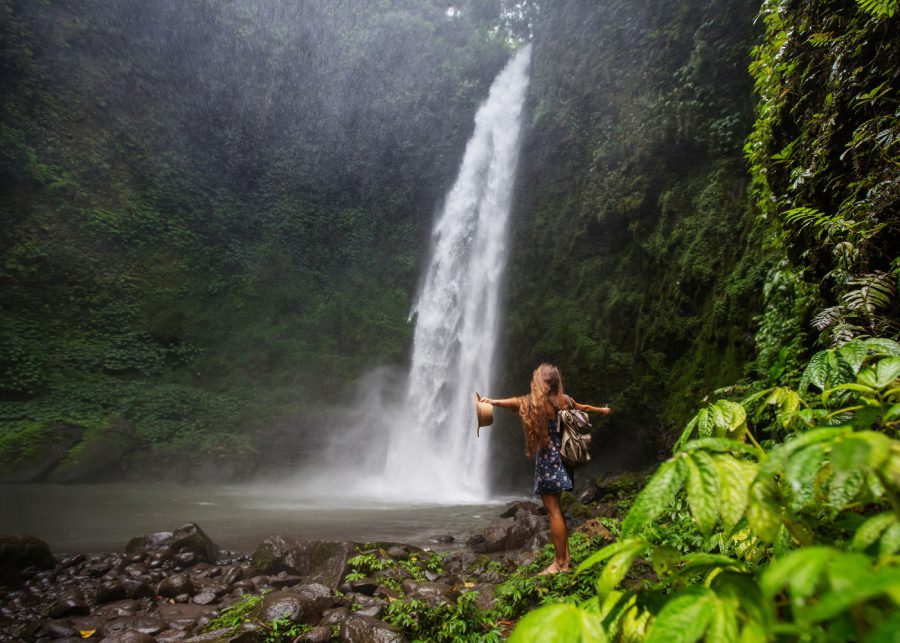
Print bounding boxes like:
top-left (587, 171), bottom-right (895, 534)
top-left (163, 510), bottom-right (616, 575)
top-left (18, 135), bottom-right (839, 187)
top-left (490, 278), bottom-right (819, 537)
top-left (339, 614), bottom-right (405, 642)
top-left (172, 523), bottom-right (219, 564)
top-left (102, 630), bottom-right (158, 643)
top-left (125, 532), bottom-right (174, 556)
top-left (0, 535), bottom-right (56, 585)
top-left (249, 538), bottom-right (354, 588)
top-left (158, 573), bottom-right (194, 598)
top-left (252, 590), bottom-right (327, 625)
top-left (296, 625), bottom-right (333, 642)
top-left (400, 580), bottom-right (457, 607)
top-left (48, 589), bottom-right (90, 618)
top-left (481, 511), bottom-right (548, 552)
top-left (574, 518), bottom-right (614, 542)
top-left (100, 615), bottom-right (168, 637)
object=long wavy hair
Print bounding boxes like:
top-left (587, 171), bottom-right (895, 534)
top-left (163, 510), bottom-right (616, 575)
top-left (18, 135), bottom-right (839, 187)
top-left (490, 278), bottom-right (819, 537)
top-left (518, 363), bottom-right (563, 458)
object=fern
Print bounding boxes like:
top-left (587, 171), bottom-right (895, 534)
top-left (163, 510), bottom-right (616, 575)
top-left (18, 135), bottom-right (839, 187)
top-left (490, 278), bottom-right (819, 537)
top-left (855, 0), bottom-right (897, 17)
top-left (843, 271), bottom-right (896, 316)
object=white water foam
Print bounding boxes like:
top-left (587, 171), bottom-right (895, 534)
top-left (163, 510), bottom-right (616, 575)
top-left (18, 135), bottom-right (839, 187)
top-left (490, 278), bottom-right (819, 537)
top-left (293, 45), bottom-right (532, 505)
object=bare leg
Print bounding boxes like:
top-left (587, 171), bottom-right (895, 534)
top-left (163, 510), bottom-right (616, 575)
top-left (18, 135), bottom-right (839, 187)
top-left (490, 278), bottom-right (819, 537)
top-left (540, 493), bottom-right (570, 571)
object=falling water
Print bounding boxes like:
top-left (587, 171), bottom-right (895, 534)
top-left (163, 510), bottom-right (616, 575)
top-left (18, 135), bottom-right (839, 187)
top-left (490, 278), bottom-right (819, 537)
top-left (384, 45), bottom-right (532, 502)
top-left (293, 45), bottom-right (531, 505)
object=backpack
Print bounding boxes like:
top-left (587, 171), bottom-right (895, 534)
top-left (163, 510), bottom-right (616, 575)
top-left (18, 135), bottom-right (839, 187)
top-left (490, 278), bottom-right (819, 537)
top-left (558, 396), bottom-right (593, 467)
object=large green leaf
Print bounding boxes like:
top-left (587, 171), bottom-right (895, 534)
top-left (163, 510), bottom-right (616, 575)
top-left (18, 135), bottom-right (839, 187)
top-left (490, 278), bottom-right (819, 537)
top-left (596, 540), bottom-right (646, 599)
top-left (800, 350), bottom-right (829, 392)
top-left (747, 475), bottom-right (782, 543)
top-left (838, 340), bottom-right (869, 374)
top-left (880, 521), bottom-right (900, 555)
top-left (683, 438), bottom-right (757, 456)
top-left (707, 597), bottom-right (739, 643)
top-left (713, 455), bottom-right (756, 532)
top-left (685, 451), bottom-right (720, 534)
top-left (644, 586), bottom-right (715, 643)
top-left (761, 547), bottom-right (831, 602)
top-left (783, 443), bottom-right (827, 512)
top-left (863, 337), bottom-right (900, 357)
top-left (803, 567), bottom-right (900, 622)
top-left (850, 513), bottom-right (897, 551)
top-left (622, 457), bottom-right (686, 535)
top-left (577, 538), bottom-right (647, 575)
top-left (509, 603), bottom-right (608, 643)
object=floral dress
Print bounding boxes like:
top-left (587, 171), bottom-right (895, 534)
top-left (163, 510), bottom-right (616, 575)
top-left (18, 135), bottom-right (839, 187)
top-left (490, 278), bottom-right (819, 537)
top-left (533, 413), bottom-right (574, 496)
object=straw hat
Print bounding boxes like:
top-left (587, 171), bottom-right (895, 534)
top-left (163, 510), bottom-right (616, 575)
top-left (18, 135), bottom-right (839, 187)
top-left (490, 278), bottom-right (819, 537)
top-left (474, 392), bottom-right (494, 436)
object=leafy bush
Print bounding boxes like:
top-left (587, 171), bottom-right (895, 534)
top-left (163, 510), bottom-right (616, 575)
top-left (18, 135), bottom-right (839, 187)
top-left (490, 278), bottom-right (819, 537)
top-left (508, 339), bottom-right (900, 641)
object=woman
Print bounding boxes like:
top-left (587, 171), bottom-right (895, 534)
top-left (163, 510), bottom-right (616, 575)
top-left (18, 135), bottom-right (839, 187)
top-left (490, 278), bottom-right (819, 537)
top-left (480, 363), bottom-right (611, 574)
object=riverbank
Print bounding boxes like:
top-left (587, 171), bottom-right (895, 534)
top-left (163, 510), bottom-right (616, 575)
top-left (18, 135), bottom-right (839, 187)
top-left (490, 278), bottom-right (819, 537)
top-left (0, 473), bottom-right (645, 642)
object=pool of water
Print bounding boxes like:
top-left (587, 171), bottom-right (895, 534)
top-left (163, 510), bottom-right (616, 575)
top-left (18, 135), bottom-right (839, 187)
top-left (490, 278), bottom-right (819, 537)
top-left (0, 483), bottom-right (522, 555)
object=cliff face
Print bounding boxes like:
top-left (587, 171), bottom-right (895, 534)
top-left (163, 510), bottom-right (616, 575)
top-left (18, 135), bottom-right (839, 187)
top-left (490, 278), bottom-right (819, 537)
top-left (494, 0), bottom-right (762, 476)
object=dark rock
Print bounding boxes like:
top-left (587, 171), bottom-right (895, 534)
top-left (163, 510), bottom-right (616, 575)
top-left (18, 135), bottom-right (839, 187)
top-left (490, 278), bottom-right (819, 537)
top-left (339, 614), bottom-right (405, 642)
top-left (158, 573), bottom-right (194, 598)
top-left (355, 604), bottom-right (384, 618)
top-left (373, 586), bottom-right (400, 600)
top-left (467, 584), bottom-right (498, 612)
top-left (0, 535), bottom-right (56, 585)
top-left (400, 581), bottom-right (456, 607)
top-left (101, 615), bottom-right (168, 637)
top-left (125, 532), bottom-right (173, 556)
top-left (249, 538), bottom-right (354, 588)
top-left (296, 625), bottom-right (333, 643)
top-left (465, 534), bottom-right (485, 547)
top-left (482, 511), bottom-right (548, 553)
top-left (102, 630), bottom-right (158, 643)
top-left (434, 535), bottom-right (455, 544)
top-left (253, 590), bottom-right (324, 625)
top-left (96, 580), bottom-right (128, 603)
top-left (156, 630), bottom-right (189, 642)
top-left (499, 500), bottom-right (544, 518)
top-left (175, 592), bottom-right (192, 603)
top-left (577, 487), bottom-right (598, 504)
top-left (349, 578), bottom-right (379, 596)
top-left (95, 599), bottom-right (142, 619)
top-left (223, 566), bottom-right (243, 586)
top-left (321, 606), bottom-right (351, 626)
top-left (174, 551), bottom-right (198, 567)
top-left (35, 619), bottom-right (78, 638)
top-left (61, 554), bottom-right (86, 568)
top-left (121, 579), bottom-right (155, 599)
top-left (574, 518), bottom-right (614, 542)
top-left (192, 589), bottom-right (217, 605)
top-left (48, 589), bottom-right (90, 618)
top-left (385, 546), bottom-right (409, 561)
top-left (85, 560), bottom-right (113, 577)
top-left (269, 571), bottom-right (303, 589)
top-left (172, 523), bottom-right (219, 564)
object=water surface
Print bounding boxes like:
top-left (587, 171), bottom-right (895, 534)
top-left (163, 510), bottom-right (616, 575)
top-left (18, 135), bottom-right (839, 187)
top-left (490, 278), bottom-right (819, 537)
top-left (0, 483), bottom-right (518, 554)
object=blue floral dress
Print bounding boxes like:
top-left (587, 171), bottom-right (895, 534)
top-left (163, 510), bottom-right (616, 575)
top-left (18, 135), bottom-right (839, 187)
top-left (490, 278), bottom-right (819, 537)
top-left (534, 415), bottom-right (574, 496)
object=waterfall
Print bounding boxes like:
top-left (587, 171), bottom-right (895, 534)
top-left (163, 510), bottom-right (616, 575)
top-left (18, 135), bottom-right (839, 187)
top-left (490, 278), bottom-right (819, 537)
top-left (292, 45), bottom-right (531, 505)
top-left (383, 45), bottom-right (532, 502)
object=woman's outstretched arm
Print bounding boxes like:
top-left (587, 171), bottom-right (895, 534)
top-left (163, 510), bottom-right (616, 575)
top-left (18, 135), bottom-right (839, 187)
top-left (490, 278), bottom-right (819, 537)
top-left (570, 398), bottom-right (612, 415)
top-left (479, 395), bottom-right (521, 412)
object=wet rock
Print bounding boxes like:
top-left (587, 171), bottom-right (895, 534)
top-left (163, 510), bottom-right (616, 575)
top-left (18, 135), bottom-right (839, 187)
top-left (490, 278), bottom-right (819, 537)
top-left (349, 578), bottom-right (379, 596)
top-left (0, 535), bottom-right (56, 585)
top-left (296, 625), bottom-right (333, 642)
top-left (85, 559), bottom-right (113, 577)
top-left (157, 631), bottom-right (190, 642)
top-left (467, 584), bottom-right (498, 612)
top-left (34, 619), bottom-right (78, 638)
top-left (96, 580), bottom-right (128, 603)
top-left (400, 581), bottom-right (456, 607)
top-left (101, 615), bottom-right (168, 637)
top-left (355, 604), bottom-right (384, 618)
top-left (249, 538), bottom-right (354, 588)
top-left (577, 487), bottom-right (598, 504)
top-left (192, 589), bottom-right (217, 605)
top-left (121, 578), bottom-right (155, 599)
top-left (269, 571), bottom-right (303, 589)
top-left (95, 599), bottom-right (142, 619)
top-left (466, 534), bottom-right (485, 549)
top-left (574, 518), bottom-right (614, 542)
top-left (223, 566), bottom-right (243, 586)
top-left (434, 535), bottom-right (455, 544)
top-left (48, 589), bottom-right (90, 618)
top-left (172, 523), bottom-right (219, 564)
top-left (482, 511), bottom-right (548, 552)
top-left (386, 546), bottom-right (409, 561)
top-left (339, 614), bottom-right (405, 642)
top-left (61, 554), bottom-right (86, 568)
top-left (252, 590), bottom-right (325, 625)
top-left (158, 573), bottom-right (194, 598)
top-left (125, 532), bottom-right (174, 556)
top-left (321, 606), bottom-right (351, 626)
top-left (102, 630), bottom-right (157, 643)
top-left (499, 500), bottom-right (544, 518)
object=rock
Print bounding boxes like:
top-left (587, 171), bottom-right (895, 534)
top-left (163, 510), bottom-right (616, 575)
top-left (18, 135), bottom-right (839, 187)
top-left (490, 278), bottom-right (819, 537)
top-left (48, 589), bottom-right (90, 618)
top-left (101, 615), bottom-right (168, 637)
top-left (340, 614), bottom-right (405, 642)
top-left (499, 500), bottom-right (544, 518)
top-left (269, 571), bottom-right (303, 589)
top-left (434, 535), bottom-right (455, 544)
top-left (95, 599), bottom-right (142, 619)
top-left (249, 538), bottom-right (354, 588)
top-left (192, 589), bottom-right (218, 605)
top-left (296, 625), bottom-right (333, 642)
top-left (125, 532), bottom-right (174, 556)
top-left (85, 559), bottom-right (113, 577)
top-left (386, 546), bottom-right (409, 561)
top-left (355, 604), bottom-right (384, 618)
top-left (400, 581), bottom-right (456, 607)
top-left (467, 584), bottom-right (498, 612)
top-left (34, 619), bottom-right (79, 638)
top-left (102, 630), bottom-right (158, 643)
top-left (253, 590), bottom-right (324, 625)
top-left (121, 578), bottom-right (155, 599)
top-left (481, 510), bottom-right (547, 553)
top-left (172, 523), bottom-right (219, 564)
top-left (174, 551), bottom-right (198, 567)
top-left (574, 518), bottom-right (614, 541)
top-left (223, 566), bottom-right (243, 586)
top-left (321, 606), bottom-right (351, 626)
top-left (0, 535), bottom-right (56, 585)
top-left (157, 630), bottom-right (190, 642)
top-left (96, 580), bottom-right (128, 603)
top-left (349, 578), bottom-right (379, 596)
top-left (158, 573), bottom-right (194, 598)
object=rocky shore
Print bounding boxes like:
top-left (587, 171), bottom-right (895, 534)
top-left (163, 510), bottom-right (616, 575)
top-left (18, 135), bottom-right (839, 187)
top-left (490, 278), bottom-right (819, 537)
top-left (0, 474), bottom-right (644, 642)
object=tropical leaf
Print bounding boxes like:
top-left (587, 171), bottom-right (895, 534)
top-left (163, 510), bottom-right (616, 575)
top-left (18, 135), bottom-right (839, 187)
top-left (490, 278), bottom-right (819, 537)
top-left (747, 475), bottom-right (782, 543)
top-left (863, 337), bottom-right (900, 357)
top-left (577, 538), bottom-right (647, 575)
top-left (850, 513), bottom-right (897, 552)
top-left (644, 586), bottom-right (715, 643)
top-left (622, 457), bottom-right (686, 535)
top-left (682, 438), bottom-right (758, 456)
top-left (843, 271), bottom-right (896, 315)
top-left (837, 340), bottom-right (868, 374)
top-left (596, 540), bottom-right (646, 599)
top-left (714, 455), bottom-right (757, 532)
top-left (784, 443), bottom-right (827, 512)
top-left (685, 451), bottom-right (720, 534)
top-left (508, 603), bottom-right (608, 643)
